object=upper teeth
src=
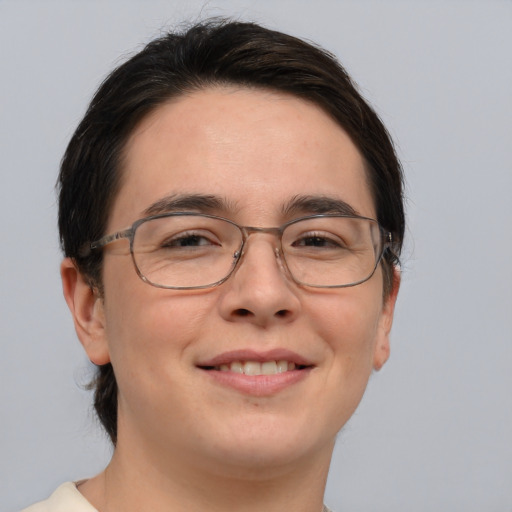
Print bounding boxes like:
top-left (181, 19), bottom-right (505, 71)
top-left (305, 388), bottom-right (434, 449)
top-left (217, 360), bottom-right (296, 375)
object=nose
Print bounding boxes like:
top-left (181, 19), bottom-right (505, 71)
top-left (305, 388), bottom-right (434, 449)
top-left (217, 234), bottom-right (301, 327)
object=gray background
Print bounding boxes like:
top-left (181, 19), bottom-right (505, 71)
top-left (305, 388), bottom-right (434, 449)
top-left (1, 1), bottom-right (511, 510)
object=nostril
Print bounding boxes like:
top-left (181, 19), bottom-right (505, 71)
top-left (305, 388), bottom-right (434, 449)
top-left (234, 308), bottom-right (252, 317)
top-left (233, 308), bottom-right (290, 318)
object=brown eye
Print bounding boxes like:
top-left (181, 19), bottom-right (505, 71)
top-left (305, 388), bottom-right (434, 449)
top-left (292, 232), bottom-right (345, 249)
top-left (163, 234), bottom-right (215, 248)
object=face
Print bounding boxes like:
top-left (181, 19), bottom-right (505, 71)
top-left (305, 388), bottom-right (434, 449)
top-left (67, 87), bottom-right (398, 478)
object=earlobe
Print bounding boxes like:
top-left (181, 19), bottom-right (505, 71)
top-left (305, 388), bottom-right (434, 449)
top-left (60, 258), bottom-right (111, 365)
top-left (373, 267), bottom-right (401, 371)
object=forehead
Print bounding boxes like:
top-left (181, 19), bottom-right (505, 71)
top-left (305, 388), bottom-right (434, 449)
top-left (111, 87), bottom-right (375, 228)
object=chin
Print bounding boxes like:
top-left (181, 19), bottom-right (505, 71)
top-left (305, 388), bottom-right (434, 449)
top-left (198, 415), bottom-right (336, 475)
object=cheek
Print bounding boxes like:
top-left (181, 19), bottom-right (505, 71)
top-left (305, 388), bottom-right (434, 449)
top-left (296, 286), bottom-right (384, 434)
top-left (308, 284), bottom-right (383, 368)
top-left (101, 280), bottom-right (218, 419)
top-left (102, 262), bottom-right (216, 366)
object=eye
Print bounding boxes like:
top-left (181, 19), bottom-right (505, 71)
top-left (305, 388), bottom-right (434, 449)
top-left (160, 230), bottom-right (220, 248)
top-left (292, 232), bottom-right (346, 249)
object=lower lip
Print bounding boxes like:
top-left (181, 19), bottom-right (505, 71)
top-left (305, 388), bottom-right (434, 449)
top-left (200, 368), bottom-right (312, 396)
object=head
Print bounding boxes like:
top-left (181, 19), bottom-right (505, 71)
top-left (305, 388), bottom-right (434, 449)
top-left (59, 19), bottom-right (404, 447)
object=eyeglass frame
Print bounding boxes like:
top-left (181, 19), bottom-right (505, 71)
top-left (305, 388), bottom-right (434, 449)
top-left (81, 212), bottom-right (393, 290)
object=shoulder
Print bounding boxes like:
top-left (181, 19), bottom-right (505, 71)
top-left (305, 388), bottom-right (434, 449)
top-left (21, 482), bottom-right (98, 512)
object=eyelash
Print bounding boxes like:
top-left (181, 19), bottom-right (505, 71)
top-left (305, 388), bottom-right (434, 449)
top-left (161, 231), bottom-right (218, 248)
top-left (292, 232), bottom-right (345, 249)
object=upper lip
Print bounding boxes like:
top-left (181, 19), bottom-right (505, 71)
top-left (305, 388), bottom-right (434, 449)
top-left (196, 349), bottom-right (313, 368)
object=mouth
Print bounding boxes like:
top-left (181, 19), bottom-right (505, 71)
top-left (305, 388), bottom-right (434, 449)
top-left (196, 350), bottom-right (313, 395)
top-left (199, 360), bottom-right (307, 376)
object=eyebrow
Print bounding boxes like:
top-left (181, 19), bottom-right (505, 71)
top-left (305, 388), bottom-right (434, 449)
top-left (142, 193), bottom-right (359, 219)
top-left (143, 194), bottom-right (239, 217)
top-left (282, 195), bottom-right (359, 217)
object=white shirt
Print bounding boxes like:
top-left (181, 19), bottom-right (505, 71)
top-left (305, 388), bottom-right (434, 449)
top-left (21, 482), bottom-right (97, 512)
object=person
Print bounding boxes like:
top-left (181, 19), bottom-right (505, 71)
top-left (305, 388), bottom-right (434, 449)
top-left (23, 18), bottom-right (404, 512)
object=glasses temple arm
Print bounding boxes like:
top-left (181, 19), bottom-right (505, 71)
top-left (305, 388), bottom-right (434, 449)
top-left (78, 228), bottom-right (133, 257)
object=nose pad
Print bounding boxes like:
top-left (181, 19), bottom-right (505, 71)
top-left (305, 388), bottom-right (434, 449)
top-left (273, 246), bottom-right (290, 278)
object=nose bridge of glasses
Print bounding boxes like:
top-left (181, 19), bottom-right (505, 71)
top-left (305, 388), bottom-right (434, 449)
top-left (240, 225), bottom-right (282, 251)
top-left (235, 225), bottom-right (285, 265)
top-left (242, 225), bottom-right (282, 237)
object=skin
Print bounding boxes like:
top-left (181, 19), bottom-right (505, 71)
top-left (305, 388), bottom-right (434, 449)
top-left (61, 87), bottom-right (399, 512)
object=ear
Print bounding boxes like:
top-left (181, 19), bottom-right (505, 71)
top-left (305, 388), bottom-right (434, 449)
top-left (373, 267), bottom-right (401, 371)
top-left (60, 258), bottom-right (111, 365)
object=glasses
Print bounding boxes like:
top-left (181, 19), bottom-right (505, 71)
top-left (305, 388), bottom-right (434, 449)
top-left (86, 212), bottom-right (392, 289)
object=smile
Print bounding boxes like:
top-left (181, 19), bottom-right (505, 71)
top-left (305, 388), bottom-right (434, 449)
top-left (213, 360), bottom-right (300, 375)
top-left (197, 350), bottom-right (313, 395)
